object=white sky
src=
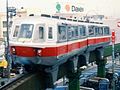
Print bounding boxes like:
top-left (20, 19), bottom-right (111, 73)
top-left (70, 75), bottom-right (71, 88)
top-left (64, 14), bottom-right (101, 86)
top-left (0, 0), bottom-right (120, 17)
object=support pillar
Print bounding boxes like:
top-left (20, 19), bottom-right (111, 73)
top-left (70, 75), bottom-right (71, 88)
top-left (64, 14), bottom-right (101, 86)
top-left (94, 48), bottom-right (106, 78)
top-left (96, 59), bottom-right (106, 78)
top-left (67, 69), bottom-right (81, 90)
top-left (66, 60), bottom-right (81, 90)
top-left (39, 66), bottom-right (58, 90)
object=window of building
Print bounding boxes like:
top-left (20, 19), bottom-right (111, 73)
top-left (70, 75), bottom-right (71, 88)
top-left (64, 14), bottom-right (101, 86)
top-left (3, 31), bottom-right (7, 37)
top-left (3, 21), bottom-right (7, 28)
top-left (48, 27), bottom-right (53, 39)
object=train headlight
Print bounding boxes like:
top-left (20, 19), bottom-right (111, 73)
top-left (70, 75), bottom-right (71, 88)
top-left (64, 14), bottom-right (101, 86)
top-left (11, 47), bottom-right (16, 55)
top-left (37, 49), bottom-right (42, 56)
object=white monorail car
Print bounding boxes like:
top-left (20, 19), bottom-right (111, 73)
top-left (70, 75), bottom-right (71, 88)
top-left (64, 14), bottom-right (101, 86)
top-left (9, 15), bottom-right (111, 66)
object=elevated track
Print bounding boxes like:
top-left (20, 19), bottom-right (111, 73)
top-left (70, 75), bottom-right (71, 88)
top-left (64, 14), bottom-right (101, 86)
top-left (0, 73), bottom-right (41, 90)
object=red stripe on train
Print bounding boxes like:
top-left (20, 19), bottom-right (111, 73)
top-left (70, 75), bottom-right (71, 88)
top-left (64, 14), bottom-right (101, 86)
top-left (10, 37), bottom-right (110, 57)
top-left (15, 46), bottom-right (37, 57)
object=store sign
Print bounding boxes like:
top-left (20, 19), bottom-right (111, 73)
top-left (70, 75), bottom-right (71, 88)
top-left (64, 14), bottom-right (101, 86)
top-left (56, 3), bottom-right (84, 13)
top-left (72, 5), bottom-right (84, 12)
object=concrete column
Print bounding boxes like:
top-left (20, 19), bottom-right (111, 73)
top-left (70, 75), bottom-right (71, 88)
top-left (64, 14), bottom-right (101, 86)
top-left (68, 70), bottom-right (81, 90)
top-left (97, 59), bottom-right (106, 78)
top-left (95, 49), bottom-right (106, 78)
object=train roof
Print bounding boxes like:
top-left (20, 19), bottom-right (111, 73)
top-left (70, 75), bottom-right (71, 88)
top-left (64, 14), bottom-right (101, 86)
top-left (13, 15), bottom-right (109, 26)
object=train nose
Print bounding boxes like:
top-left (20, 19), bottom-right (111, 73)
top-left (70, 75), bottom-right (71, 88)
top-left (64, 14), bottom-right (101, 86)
top-left (10, 46), bottom-right (37, 57)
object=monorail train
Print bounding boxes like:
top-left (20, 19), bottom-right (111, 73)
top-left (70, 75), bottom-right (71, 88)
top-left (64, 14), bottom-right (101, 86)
top-left (9, 14), bottom-right (111, 67)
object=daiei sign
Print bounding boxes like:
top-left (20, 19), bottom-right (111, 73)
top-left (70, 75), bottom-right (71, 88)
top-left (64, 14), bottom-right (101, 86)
top-left (56, 3), bottom-right (84, 13)
top-left (72, 5), bottom-right (84, 12)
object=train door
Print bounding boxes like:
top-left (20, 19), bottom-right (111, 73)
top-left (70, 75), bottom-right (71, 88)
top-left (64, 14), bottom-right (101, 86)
top-left (103, 26), bottom-right (111, 43)
top-left (10, 23), bottom-right (20, 42)
top-left (33, 24), bottom-right (45, 43)
top-left (67, 24), bottom-right (79, 56)
top-left (94, 26), bottom-right (103, 44)
top-left (87, 25), bottom-right (96, 46)
top-left (47, 25), bottom-right (56, 43)
top-left (78, 25), bottom-right (87, 49)
top-left (57, 23), bottom-right (68, 60)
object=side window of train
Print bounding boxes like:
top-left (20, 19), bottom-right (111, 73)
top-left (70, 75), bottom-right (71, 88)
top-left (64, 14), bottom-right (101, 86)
top-left (88, 26), bottom-right (94, 36)
top-left (74, 26), bottom-right (79, 39)
top-left (68, 26), bottom-right (79, 40)
top-left (58, 25), bottom-right (67, 42)
top-left (99, 27), bottom-right (103, 36)
top-left (95, 26), bottom-right (103, 36)
top-left (39, 27), bottom-right (44, 39)
top-left (95, 26), bottom-right (99, 36)
top-left (79, 25), bottom-right (86, 38)
top-left (13, 25), bottom-right (20, 37)
top-left (48, 27), bottom-right (53, 39)
top-left (68, 26), bottom-right (73, 40)
top-left (104, 26), bottom-right (110, 35)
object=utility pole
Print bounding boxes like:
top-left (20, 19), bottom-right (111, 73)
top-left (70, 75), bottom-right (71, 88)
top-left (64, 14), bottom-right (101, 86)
top-left (6, 0), bottom-right (11, 78)
top-left (112, 31), bottom-right (115, 90)
top-left (6, 0), bottom-right (9, 49)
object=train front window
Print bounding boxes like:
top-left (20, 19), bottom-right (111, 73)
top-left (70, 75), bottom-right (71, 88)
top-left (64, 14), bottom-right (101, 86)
top-left (18, 24), bottom-right (34, 39)
top-left (13, 25), bottom-right (19, 37)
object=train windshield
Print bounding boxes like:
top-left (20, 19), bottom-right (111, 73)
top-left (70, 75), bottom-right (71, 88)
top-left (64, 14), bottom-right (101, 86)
top-left (18, 24), bottom-right (34, 39)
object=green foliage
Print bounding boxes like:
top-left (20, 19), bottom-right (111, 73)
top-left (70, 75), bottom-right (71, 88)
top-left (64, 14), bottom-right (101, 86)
top-left (104, 43), bottom-right (120, 57)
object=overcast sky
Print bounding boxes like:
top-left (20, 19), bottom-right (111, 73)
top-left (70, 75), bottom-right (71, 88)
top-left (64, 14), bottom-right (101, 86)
top-left (0, 0), bottom-right (120, 18)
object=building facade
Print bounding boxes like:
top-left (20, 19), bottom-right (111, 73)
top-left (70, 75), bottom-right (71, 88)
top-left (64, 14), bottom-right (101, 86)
top-left (0, 12), bottom-right (6, 41)
top-left (0, 8), bottom-right (27, 42)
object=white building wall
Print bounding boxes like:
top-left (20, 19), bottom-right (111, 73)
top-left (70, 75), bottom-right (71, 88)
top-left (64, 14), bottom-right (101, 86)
top-left (0, 13), bottom-right (6, 40)
top-left (0, 8), bottom-right (27, 42)
top-left (103, 18), bottom-right (120, 44)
